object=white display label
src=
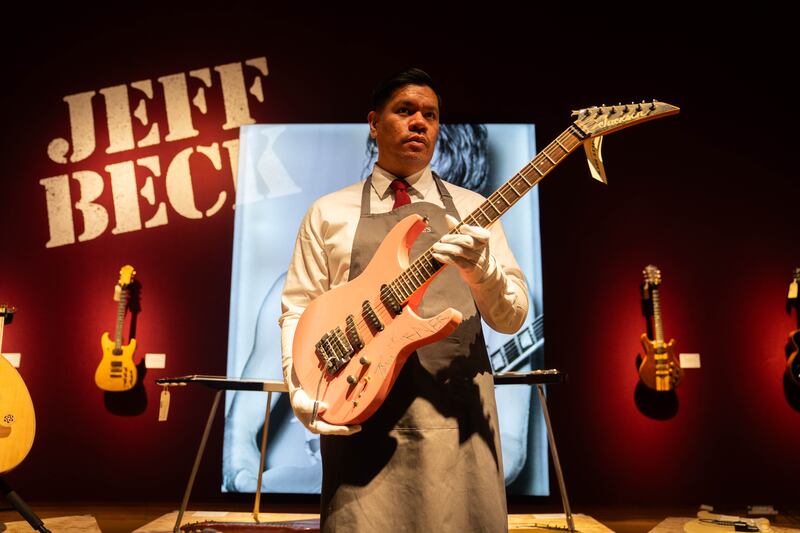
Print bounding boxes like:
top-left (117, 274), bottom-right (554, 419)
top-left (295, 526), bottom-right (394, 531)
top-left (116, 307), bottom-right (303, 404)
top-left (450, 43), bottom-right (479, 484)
top-left (680, 353), bottom-right (701, 368)
top-left (145, 353), bottom-right (166, 369)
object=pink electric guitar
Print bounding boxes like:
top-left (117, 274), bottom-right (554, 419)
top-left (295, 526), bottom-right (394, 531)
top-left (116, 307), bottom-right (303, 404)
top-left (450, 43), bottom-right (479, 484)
top-left (295, 101), bottom-right (680, 425)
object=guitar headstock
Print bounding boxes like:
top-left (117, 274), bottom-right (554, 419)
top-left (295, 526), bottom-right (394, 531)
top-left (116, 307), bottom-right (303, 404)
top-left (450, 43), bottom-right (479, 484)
top-left (118, 265), bottom-right (136, 288)
top-left (643, 264), bottom-right (662, 289)
top-left (0, 304), bottom-right (16, 325)
top-left (572, 101), bottom-right (680, 139)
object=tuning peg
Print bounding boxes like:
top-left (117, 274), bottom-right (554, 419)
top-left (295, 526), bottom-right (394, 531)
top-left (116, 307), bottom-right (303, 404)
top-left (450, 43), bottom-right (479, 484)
top-left (622, 104), bottom-right (629, 113)
top-left (636, 103), bottom-right (642, 112)
top-left (649, 100), bottom-right (657, 110)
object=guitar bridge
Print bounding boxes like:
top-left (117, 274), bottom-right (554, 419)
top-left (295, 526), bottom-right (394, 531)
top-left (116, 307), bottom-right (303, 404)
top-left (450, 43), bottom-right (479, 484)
top-left (315, 326), bottom-right (354, 375)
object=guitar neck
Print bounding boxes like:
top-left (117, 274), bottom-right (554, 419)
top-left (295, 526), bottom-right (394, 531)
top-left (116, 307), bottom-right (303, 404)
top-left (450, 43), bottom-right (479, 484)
top-left (388, 125), bottom-right (587, 302)
top-left (114, 289), bottom-right (128, 350)
top-left (651, 288), bottom-right (665, 344)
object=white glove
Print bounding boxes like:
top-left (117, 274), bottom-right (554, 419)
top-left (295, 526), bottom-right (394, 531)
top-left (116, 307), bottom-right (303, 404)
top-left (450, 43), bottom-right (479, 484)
top-left (431, 214), bottom-right (496, 284)
top-left (286, 367), bottom-right (361, 436)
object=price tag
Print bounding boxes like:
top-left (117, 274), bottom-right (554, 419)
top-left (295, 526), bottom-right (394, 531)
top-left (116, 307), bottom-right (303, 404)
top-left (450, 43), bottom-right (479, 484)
top-left (158, 388), bottom-right (170, 422)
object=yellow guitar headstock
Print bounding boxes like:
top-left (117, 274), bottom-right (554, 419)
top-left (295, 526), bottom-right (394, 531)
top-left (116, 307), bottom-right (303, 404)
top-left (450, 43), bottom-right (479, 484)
top-left (643, 264), bottom-right (662, 289)
top-left (118, 265), bottom-right (136, 288)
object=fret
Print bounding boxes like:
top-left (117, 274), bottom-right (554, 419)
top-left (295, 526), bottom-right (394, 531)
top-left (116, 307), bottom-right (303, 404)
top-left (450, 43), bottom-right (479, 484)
top-left (507, 180), bottom-right (521, 196)
top-left (475, 206), bottom-right (491, 226)
top-left (555, 137), bottom-right (568, 152)
top-left (569, 124), bottom-right (587, 140)
top-left (485, 197), bottom-right (502, 217)
top-left (476, 203), bottom-right (492, 221)
top-left (408, 262), bottom-right (425, 286)
top-left (543, 149), bottom-right (556, 164)
top-left (492, 191), bottom-right (510, 209)
top-left (401, 273), bottom-right (417, 295)
top-left (396, 277), bottom-right (412, 299)
top-left (518, 169), bottom-right (533, 187)
top-left (419, 255), bottom-right (436, 277)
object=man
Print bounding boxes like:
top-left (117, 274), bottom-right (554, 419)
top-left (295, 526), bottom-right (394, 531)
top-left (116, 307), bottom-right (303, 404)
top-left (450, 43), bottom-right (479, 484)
top-left (279, 68), bottom-right (529, 531)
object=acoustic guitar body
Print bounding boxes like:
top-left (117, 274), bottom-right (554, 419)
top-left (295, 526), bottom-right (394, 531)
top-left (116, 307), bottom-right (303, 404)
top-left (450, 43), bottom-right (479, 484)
top-left (0, 355), bottom-right (36, 474)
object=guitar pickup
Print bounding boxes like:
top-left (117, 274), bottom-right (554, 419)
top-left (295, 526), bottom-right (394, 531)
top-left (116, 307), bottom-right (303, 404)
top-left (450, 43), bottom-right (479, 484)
top-left (363, 301), bottom-right (384, 331)
top-left (345, 314), bottom-right (364, 350)
top-left (380, 284), bottom-right (402, 315)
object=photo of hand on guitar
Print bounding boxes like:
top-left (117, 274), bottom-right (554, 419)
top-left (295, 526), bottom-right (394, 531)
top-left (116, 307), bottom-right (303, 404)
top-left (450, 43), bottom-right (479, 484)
top-left (94, 265), bottom-right (138, 392)
top-left (637, 265), bottom-right (684, 392)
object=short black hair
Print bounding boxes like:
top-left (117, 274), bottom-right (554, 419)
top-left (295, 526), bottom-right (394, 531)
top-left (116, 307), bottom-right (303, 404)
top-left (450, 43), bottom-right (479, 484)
top-left (370, 67), bottom-right (442, 113)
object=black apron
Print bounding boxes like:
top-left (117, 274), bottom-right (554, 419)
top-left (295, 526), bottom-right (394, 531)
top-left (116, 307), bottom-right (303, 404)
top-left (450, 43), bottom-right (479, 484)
top-left (320, 174), bottom-right (507, 532)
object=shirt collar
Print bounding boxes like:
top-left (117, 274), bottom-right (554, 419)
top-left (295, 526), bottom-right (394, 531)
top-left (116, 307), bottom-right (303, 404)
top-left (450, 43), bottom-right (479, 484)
top-left (371, 164), bottom-right (435, 201)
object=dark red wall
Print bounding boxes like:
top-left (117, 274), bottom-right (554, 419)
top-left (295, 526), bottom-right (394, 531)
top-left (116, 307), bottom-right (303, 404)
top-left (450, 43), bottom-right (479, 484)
top-left (1, 9), bottom-right (797, 505)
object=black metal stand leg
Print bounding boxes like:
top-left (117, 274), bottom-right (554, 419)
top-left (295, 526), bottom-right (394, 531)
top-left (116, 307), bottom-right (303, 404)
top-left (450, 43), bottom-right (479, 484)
top-left (536, 384), bottom-right (575, 533)
top-left (173, 390), bottom-right (222, 533)
top-left (252, 390), bottom-right (273, 522)
top-left (0, 477), bottom-right (52, 533)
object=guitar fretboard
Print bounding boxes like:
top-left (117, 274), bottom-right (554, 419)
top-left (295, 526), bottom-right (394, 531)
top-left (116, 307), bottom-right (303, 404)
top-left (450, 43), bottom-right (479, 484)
top-left (652, 288), bottom-right (665, 344)
top-left (387, 125), bottom-right (587, 303)
top-left (114, 289), bottom-right (128, 351)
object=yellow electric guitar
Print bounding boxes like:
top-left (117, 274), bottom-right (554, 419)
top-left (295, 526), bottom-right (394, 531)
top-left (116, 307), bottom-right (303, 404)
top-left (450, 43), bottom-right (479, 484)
top-left (94, 265), bottom-right (138, 391)
top-left (638, 265), bottom-right (683, 391)
top-left (1, 305), bottom-right (36, 474)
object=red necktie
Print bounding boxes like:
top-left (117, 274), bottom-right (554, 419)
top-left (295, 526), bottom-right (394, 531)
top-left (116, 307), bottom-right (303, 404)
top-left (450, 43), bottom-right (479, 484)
top-left (390, 179), bottom-right (411, 209)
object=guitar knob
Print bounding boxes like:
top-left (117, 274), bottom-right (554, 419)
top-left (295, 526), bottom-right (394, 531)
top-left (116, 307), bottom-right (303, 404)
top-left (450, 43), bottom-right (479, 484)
top-left (346, 375), bottom-right (357, 385)
top-left (359, 356), bottom-right (371, 366)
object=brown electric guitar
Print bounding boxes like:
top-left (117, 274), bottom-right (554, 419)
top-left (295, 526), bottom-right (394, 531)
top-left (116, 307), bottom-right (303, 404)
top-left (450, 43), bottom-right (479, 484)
top-left (0, 305), bottom-right (36, 474)
top-left (294, 101), bottom-right (680, 425)
top-left (785, 267), bottom-right (800, 386)
top-left (638, 265), bottom-right (683, 391)
top-left (94, 265), bottom-right (138, 391)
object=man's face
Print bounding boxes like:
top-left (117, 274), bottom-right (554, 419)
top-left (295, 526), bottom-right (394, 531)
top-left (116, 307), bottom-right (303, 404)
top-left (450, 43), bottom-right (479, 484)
top-left (368, 84), bottom-right (440, 178)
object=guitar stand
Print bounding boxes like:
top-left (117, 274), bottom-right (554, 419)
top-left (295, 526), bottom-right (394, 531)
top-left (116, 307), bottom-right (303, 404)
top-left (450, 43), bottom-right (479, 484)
top-left (155, 376), bottom-right (288, 533)
top-left (0, 477), bottom-right (52, 533)
top-left (494, 370), bottom-right (574, 533)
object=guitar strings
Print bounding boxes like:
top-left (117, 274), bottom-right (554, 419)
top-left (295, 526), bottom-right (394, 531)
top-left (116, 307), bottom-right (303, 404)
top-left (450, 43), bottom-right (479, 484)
top-left (344, 128), bottom-right (580, 338)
